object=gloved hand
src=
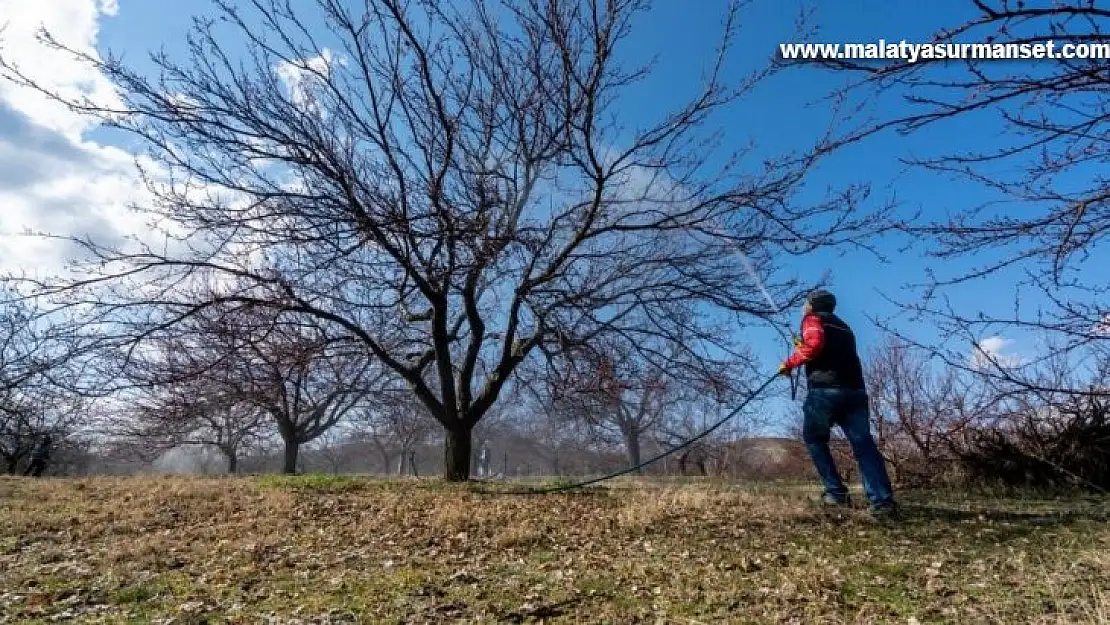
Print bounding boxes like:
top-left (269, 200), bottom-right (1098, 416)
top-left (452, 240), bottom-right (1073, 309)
top-left (792, 335), bottom-right (803, 347)
top-left (777, 363), bottom-right (791, 377)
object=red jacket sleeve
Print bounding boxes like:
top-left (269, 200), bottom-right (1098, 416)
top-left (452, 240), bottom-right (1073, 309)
top-left (782, 314), bottom-right (824, 370)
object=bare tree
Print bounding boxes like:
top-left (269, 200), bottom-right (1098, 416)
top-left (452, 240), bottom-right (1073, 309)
top-left (0, 292), bottom-right (88, 474)
top-left (0, 389), bottom-right (85, 475)
top-left (807, 0), bottom-right (1110, 395)
top-left (236, 317), bottom-right (380, 474)
top-left (551, 341), bottom-right (716, 472)
top-left (306, 426), bottom-right (365, 475)
top-left (864, 338), bottom-right (994, 485)
top-left (1, 0), bottom-right (884, 480)
top-left (125, 387), bottom-right (268, 475)
top-left (116, 310), bottom-right (270, 474)
top-left (113, 303), bottom-right (380, 474)
top-left (357, 394), bottom-right (437, 475)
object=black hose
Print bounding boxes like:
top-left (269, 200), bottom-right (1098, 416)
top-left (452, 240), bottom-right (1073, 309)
top-left (474, 372), bottom-right (782, 495)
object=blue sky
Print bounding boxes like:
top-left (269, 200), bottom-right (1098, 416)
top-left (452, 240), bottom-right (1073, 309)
top-left (2, 0), bottom-right (1067, 433)
top-left (601, 1), bottom-right (1038, 395)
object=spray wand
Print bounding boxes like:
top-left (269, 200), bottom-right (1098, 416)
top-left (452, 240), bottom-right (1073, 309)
top-left (787, 333), bottom-right (802, 400)
top-left (711, 221), bottom-right (804, 401)
top-left (726, 235), bottom-right (801, 399)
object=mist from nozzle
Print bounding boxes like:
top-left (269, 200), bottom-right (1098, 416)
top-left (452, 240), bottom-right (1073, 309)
top-left (728, 240), bottom-right (799, 357)
top-left (720, 234), bottom-right (780, 314)
top-left (735, 248), bottom-right (779, 313)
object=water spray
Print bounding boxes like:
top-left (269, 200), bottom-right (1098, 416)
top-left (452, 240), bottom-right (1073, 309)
top-left (711, 221), bottom-right (802, 400)
top-left (732, 245), bottom-right (781, 315)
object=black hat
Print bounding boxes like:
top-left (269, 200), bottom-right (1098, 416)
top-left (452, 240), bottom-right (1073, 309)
top-left (806, 289), bottom-right (836, 313)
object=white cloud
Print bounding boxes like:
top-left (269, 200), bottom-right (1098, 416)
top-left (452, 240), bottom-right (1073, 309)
top-left (0, 0), bottom-right (122, 139)
top-left (274, 49), bottom-right (342, 116)
top-left (98, 0), bottom-right (119, 17)
top-left (0, 0), bottom-right (145, 276)
top-left (970, 335), bottom-right (1024, 370)
top-left (0, 1), bottom-right (274, 292)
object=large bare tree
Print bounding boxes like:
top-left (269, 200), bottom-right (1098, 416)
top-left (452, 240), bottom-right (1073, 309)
top-left (1, 0), bottom-right (883, 480)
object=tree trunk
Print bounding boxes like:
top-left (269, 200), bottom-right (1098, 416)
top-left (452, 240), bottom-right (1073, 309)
top-left (444, 424), bottom-right (472, 481)
top-left (372, 439), bottom-right (395, 475)
top-left (227, 452), bottom-right (238, 475)
top-left (5, 458), bottom-right (17, 475)
top-left (623, 428), bottom-right (643, 475)
top-left (397, 446), bottom-right (408, 475)
top-left (282, 439), bottom-right (300, 475)
top-left (380, 452), bottom-right (396, 475)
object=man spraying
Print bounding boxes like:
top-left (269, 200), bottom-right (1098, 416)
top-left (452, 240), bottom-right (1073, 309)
top-left (778, 290), bottom-right (898, 519)
top-left (23, 434), bottom-right (52, 478)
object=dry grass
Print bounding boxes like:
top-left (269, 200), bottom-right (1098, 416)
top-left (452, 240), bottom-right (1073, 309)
top-left (1, 475), bottom-right (1108, 624)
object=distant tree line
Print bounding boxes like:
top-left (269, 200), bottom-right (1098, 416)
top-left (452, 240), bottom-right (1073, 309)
top-left (865, 337), bottom-right (1109, 491)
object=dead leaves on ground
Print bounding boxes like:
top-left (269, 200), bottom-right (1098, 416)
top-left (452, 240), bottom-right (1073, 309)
top-left (1, 476), bottom-right (1108, 623)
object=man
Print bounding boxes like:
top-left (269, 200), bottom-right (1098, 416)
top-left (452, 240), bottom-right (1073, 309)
top-left (477, 442), bottom-right (491, 478)
top-left (779, 290), bottom-right (898, 518)
top-left (23, 434), bottom-right (52, 477)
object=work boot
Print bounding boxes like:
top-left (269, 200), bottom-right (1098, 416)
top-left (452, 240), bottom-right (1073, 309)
top-left (868, 502), bottom-right (901, 522)
top-left (817, 492), bottom-right (851, 507)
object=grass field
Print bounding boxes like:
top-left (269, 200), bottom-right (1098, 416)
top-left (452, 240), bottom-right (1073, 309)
top-left (1, 475), bottom-right (1108, 624)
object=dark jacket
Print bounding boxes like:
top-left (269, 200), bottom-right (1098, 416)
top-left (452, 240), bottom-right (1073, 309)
top-left (30, 437), bottom-right (52, 462)
top-left (782, 312), bottom-right (866, 390)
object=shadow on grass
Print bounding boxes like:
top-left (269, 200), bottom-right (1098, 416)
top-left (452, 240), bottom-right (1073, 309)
top-left (463, 480), bottom-right (614, 498)
top-left (254, 473), bottom-right (377, 493)
top-left (900, 503), bottom-right (1110, 526)
top-left (498, 595), bottom-right (584, 623)
top-left (782, 496), bottom-right (1110, 539)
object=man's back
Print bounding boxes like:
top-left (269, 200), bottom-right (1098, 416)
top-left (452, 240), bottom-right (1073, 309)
top-left (30, 437), bottom-right (51, 461)
top-left (801, 312), bottom-right (866, 390)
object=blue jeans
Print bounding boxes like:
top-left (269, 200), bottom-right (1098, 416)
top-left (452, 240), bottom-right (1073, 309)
top-left (802, 387), bottom-right (895, 508)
